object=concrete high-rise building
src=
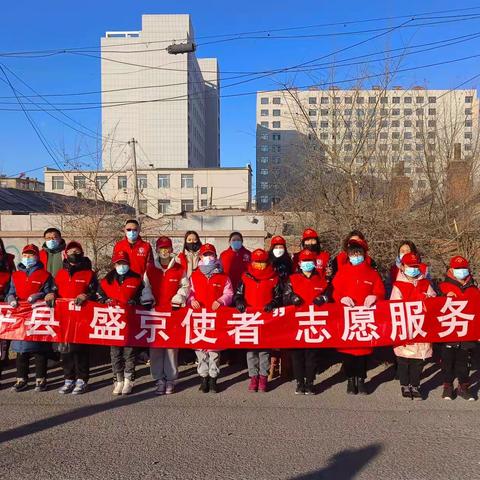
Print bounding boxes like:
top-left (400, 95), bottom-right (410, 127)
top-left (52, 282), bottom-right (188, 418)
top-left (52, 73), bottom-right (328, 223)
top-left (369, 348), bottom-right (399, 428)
top-left (256, 87), bottom-right (479, 210)
top-left (101, 14), bottom-right (220, 170)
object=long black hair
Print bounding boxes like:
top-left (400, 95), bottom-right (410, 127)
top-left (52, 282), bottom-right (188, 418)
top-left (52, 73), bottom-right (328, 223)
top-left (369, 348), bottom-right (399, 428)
top-left (397, 240), bottom-right (419, 256)
top-left (183, 230), bottom-right (201, 251)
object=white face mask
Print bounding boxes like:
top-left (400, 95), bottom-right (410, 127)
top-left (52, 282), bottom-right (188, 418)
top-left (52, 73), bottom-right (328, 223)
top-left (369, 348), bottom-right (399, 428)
top-left (202, 256), bottom-right (215, 266)
top-left (272, 248), bottom-right (285, 258)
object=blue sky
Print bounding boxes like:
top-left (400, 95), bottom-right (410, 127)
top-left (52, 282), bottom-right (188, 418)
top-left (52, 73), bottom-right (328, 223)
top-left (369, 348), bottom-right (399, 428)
top-left (1, 0), bottom-right (480, 184)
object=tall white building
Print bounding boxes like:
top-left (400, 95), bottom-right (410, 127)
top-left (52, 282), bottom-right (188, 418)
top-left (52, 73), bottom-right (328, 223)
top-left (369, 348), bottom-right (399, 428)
top-left (101, 14), bottom-right (220, 170)
top-left (256, 87), bottom-right (479, 210)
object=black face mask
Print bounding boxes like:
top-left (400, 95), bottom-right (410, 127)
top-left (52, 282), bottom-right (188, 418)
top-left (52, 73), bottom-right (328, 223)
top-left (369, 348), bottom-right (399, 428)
top-left (305, 244), bottom-right (320, 253)
top-left (67, 253), bottom-right (83, 264)
top-left (185, 242), bottom-right (201, 252)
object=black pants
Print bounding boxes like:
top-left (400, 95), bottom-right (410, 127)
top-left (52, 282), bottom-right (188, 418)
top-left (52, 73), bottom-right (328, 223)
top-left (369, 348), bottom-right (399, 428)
top-left (441, 345), bottom-right (469, 384)
top-left (62, 347), bottom-right (90, 382)
top-left (111, 346), bottom-right (137, 380)
top-left (16, 352), bottom-right (48, 380)
top-left (291, 349), bottom-right (318, 383)
top-left (343, 354), bottom-right (367, 379)
top-left (397, 356), bottom-right (424, 387)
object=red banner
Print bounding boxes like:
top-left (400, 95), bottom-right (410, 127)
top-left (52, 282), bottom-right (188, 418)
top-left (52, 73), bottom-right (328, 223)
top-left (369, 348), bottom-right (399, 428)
top-left (0, 297), bottom-right (478, 349)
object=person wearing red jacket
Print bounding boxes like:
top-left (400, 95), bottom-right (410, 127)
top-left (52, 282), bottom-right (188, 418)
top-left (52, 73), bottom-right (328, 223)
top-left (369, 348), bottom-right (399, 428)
top-left (176, 230), bottom-right (202, 278)
top-left (98, 250), bottom-right (145, 396)
top-left (143, 236), bottom-right (190, 396)
top-left (438, 255), bottom-right (479, 401)
top-left (53, 241), bottom-right (97, 395)
top-left (189, 243), bottom-right (233, 393)
top-left (390, 253), bottom-right (435, 400)
top-left (220, 232), bottom-right (251, 292)
top-left (283, 249), bottom-right (331, 395)
top-left (332, 238), bottom-right (385, 395)
top-left (7, 244), bottom-right (55, 393)
top-left (234, 249), bottom-right (282, 393)
top-left (112, 219), bottom-right (152, 276)
top-left (292, 228), bottom-right (330, 278)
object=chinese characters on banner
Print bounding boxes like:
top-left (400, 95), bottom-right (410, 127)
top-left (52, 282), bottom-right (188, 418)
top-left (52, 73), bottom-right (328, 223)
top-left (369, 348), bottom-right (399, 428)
top-left (0, 297), bottom-right (478, 349)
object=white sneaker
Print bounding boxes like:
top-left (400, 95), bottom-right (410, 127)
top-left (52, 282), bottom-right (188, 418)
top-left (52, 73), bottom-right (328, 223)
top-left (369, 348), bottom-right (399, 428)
top-left (58, 380), bottom-right (75, 394)
top-left (112, 381), bottom-right (124, 395)
top-left (72, 379), bottom-right (87, 395)
top-left (122, 378), bottom-right (134, 395)
top-left (165, 381), bottom-right (175, 395)
top-left (155, 380), bottom-right (166, 396)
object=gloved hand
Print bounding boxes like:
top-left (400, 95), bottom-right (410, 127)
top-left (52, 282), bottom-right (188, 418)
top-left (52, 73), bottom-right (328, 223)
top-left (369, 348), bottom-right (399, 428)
top-left (235, 300), bottom-right (246, 313)
top-left (340, 296), bottom-right (355, 307)
top-left (264, 302), bottom-right (276, 313)
top-left (171, 304), bottom-right (181, 311)
top-left (364, 295), bottom-right (377, 308)
top-left (313, 295), bottom-right (326, 307)
top-left (127, 299), bottom-right (136, 306)
top-left (45, 293), bottom-right (56, 308)
top-left (141, 302), bottom-right (153, 310)
top-left (292, 295), bottom-right (302, 306)
top-left (74, 294), bottom-right (87, 306)
top-left (9, 299), bottom-right (18, 308)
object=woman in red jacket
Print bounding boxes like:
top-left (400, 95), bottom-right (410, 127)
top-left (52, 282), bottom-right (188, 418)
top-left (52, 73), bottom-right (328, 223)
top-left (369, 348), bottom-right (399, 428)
top-left (220, 232), bottom-right (251, 292)
top-left (438, 256), bottom-right (479, 401)
top-left (53, 241), bottom-right (97, 395)
top-left (292, 228), bottom-right (330, 278)
top-left (98, 250), bottom-right (144, 396)
top-left (283, 249), bottom-right (330, 395)
top-left (332, 238), bottom-right (385, 395)
top-left (234, 249), bottom-right (282, 393)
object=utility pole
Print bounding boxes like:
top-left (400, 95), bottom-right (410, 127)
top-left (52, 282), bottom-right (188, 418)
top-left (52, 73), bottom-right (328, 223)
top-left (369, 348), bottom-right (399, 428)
top-left (128, 138), bottom-right (140, 218)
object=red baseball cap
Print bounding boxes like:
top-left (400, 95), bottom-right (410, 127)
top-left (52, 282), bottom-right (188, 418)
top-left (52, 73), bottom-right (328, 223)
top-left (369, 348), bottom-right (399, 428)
top-left (270, 235), bottom-right (286, 247)
top-left (302, 228), bottom-right (318, 241)
top-left (66, 241), bottom-right (83, 254)
top-left (299, 249), bottom-right (316, 262)
top-left (156, 236), bottom-right (172, 250)
top-left (251, 248), bottom-right (269, 263)
top-left (402, 252), bottom-right (421, 267)
top-left (112, 250), bottom-right (130, 264)
top-left (199, 243), bottom-right (216, 256)
top-left (450, 255), bottom-right (469, 269)
top-left (347, 238), bottom-right (368, 251)
top-left (22, 244), bottom-right (39, 256)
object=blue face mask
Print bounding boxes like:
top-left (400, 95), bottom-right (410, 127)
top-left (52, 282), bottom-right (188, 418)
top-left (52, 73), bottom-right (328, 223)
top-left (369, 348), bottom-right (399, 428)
top-left (126, 230), bottom-right (139, 241)
top-left (349, 255), bottom-right (364, 266)
top-left (22, 257), bottom-right (37, 268)
top-left (231, 240), bottom-right (243, 251)
top-left (116, 264), bottom-right (129, 275)
top-left (300, 261), bottom-right (316, 272)
top-left (404, 266), bottom-right (420, 278)
top-left (453, 268), bottom-right (469, 280)
top-left (46, 239), bottom-right (59, 250)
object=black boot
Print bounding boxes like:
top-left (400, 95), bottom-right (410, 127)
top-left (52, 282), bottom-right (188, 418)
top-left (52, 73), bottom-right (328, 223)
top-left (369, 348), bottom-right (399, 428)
top-left (347, 377), bottom-right (357, 395)
top-left (295, 380), bottom-right (305, 395)
top-left (209, 376), bottom-right (218, 394)
top-left (304, 381), bottom-right (316, 395)
top-left (199, 376), bottom-right (209, 393)
top-left (357, 377), bottom-right (368, 395)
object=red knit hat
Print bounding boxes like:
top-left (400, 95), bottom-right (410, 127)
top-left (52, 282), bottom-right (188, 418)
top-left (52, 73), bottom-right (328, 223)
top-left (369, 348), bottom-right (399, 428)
top-left (66, 241), bottom-right (83, 254)
top-left (270, 235), bottom-right (286, 247)
top-left (112, 250), bottom-right (130, 264)
top-left (156, 236), bottom-right (172, 250)
top-left (251, 249), bottom-right (269, 262)
top-left (22, 244), bottom-right (39, 256)
top-left (402, 253), bottom-right (421, 267)
top-left (298, 249), bottom-right (316, 262)
top-left (450, 255), bottom-right (469, 269)
top-left (199, 243), bottom-right (216, 256)
top-left (302, 228), bottom-right (318, 241)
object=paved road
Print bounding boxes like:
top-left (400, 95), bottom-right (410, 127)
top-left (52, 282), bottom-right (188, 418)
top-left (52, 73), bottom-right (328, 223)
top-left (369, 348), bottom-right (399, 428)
top-left (0, 354), bottom-right (479, 480)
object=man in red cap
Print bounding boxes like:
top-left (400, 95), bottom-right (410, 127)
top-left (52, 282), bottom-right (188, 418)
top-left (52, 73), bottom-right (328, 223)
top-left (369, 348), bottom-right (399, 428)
top-left (220, 232), bottom-right (251, 292)
top-left (142, 236), bottom-right (190, 396)
top-left (234, 248), bottom-right (282, 393)
top-left (189, 243), bottom-right (233, 394)
top-left (98, 250), bottom-right (145, 396)
top-left (283, 249), bottom-right (331, 395)
top-left (292, 228), bottom-right (330, 278)
top-left (390, 252), bottom-right (436, 400)
top-left (438, 255), bottom-right (479, 401)
top-left (8, 244), bottom-right (55, 393)
top-left (52, 241), bottom-right (97, 395)
top-left (113, 219), bottom-right (153, 276)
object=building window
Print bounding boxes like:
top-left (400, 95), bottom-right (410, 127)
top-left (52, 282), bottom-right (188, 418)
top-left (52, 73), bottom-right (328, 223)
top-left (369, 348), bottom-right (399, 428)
top-left (416, 97), bottom-right (424, 104)
top-left (368, 97), bottom-right (376, 104)
top-left (380, 132), bottom-right (388, 139)
top-left (260, 97), bottom-right (269, 104)
top-left (404, 132), bottom-right (413, 139)
top-left (428, 108), bottom-right (436, 116)
top-left (392, 97), bottom-right (400, 104)
top-left (320, 133), bottom-right (329, 140)
top-left (272, 109), bottom-right (281, 117)
top-left (74, 176), bottom-right (86, 189)
top-left (138, 199), bottom-right (148, 214)
top-left (181, 174), bottom-right (194, 189)
top-left (308, 109), bottom-right (317, 116)
top-left (200, 199), bottom-right (208, 207)
top-left (272, 134), bottom-right (281, 140)
top-left (52, 176), bottom-right (64, 190)
top-left (465, 96), bottom-right (473, 103)
top-left (181, 199), bottom-right (194, 212)
top-left (157, 174), bottom-right (170, 188)
top-left (260, 195), bottom-right (269, 204)
top-left (404, 120), bottom-right (412, 127)
top-left (260, 181), bottom-right (268, 190)
top-left (260, 145), bottom-right (269, 152)
top-left (465, 132), bottom-right (473, 139)
top-left (465, 144), bottom-right (472, 151)
top-left (345, 97), bottom-right (352, 104)
top-left (308, 97), bottom-right (317, 104)
top-left (392, 132), bottom-right (400, 139)
top-left (96, 176), bottom-right (107, 190)
top-left (416, 108), bottom-right (424, 116)
top-left (392, 120), bottom-right (400, 127)
top-left (272, 97), bottom-right (281, 104)
top-left (158, 199), bottom-right (170, 214)
top-left (465, 120), bottom-right (472, 127)
top-left (321, 97), bottom-right (329, 104)
top-left (116, 176), bottom-right (127, 189)
top-left (404, 109), bottom-right (412, 116)
top-left (272, 121), bottom-right (281, 128)
top-left (260, 168), bottom-right (268, 175)
top-left (428, 120), bottom-right (436, 127)
top-left (320, 109), bottom-right (328, 116)
top-left (428, 96), bottom-right (436, 103)
top-left (259, 156), bottom-right (268, 163)
top-left (333, 97), bottom-right (341, 104)
top-left (200, 186), bottom-right (208, 194)
top-left (320, 121), bottom-right (328, 128)
top-left (418, 180), bottom-right (427, 189)
top-left (465, 108), bottom-right (472, 115)
top-left (380, 97), bottom-right (388, 104)
top-left (137, 174), bottom-right (147, 189)
top-left (260, 133), bottom-right (269, 140)
top-left (392, 109), bottom-right (400, 116)
top-left (260, 109), bottom-right (268, 116)
top-left (356, 97), bottom-right (365, 104)
top-left (404, 143), bottom-right (412, 151)
top-left (260, 121), bottom-right (268, 127)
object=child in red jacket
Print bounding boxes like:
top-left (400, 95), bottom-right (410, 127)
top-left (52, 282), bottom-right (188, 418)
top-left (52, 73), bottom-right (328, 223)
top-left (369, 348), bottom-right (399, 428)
top-left (332, 238), bottom-right (385, 395)
top-left (438, 256), bottom-right (479, 401)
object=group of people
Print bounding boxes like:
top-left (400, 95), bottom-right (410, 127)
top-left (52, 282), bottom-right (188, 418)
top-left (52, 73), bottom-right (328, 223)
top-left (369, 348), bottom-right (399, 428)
top-left (0, 220), bottom-right (478, 402)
